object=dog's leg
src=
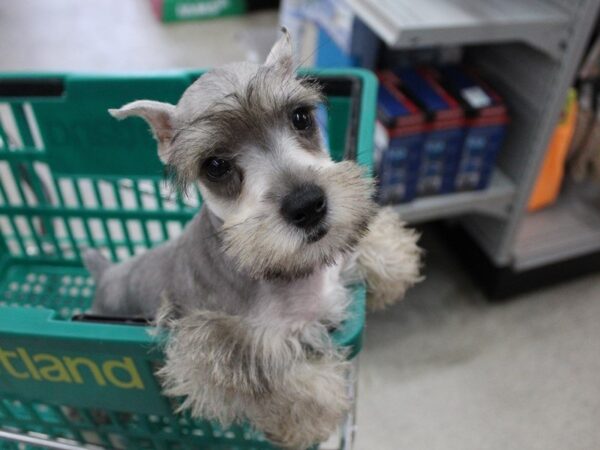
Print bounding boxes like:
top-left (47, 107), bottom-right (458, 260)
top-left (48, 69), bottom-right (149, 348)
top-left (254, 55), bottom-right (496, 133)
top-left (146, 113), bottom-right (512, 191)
top-left (156, 302), bottom-right (350, 449)
top-left (345, 207), bottom-right (423, 310)
top-left (249, 353), bottom-right (350, 450)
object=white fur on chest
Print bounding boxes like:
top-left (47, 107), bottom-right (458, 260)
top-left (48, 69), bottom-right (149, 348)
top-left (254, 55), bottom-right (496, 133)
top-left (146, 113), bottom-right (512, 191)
top-left (251, 262), bottom-right (350, 331)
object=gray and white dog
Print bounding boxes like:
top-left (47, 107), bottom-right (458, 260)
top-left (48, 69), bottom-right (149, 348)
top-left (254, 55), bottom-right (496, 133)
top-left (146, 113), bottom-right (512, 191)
top-left (84, 30), bottom-right (421, 449)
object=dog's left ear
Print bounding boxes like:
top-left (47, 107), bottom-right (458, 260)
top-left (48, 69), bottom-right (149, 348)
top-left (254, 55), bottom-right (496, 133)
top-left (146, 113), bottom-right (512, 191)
top-left (109, 100), bottom-right (175, 164)
top-left (265, 27), bottom-right (293, 77)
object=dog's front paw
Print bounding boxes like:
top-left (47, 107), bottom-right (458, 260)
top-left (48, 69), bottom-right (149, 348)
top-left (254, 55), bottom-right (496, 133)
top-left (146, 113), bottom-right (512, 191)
top-left (252, 355), bottom-right (351, 449)
top-left (357, 207), bottom-right (423, 310)
top-left (155, 302), bottom-right (349, 448)
top-left (156, 306), bottom-right (291, 423)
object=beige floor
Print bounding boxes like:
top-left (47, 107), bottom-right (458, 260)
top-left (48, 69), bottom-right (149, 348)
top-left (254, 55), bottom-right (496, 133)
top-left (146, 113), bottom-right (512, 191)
top-left (357, 228), bottom-right (600, 450)
top-left (2, 2), bottom-right (600, 449)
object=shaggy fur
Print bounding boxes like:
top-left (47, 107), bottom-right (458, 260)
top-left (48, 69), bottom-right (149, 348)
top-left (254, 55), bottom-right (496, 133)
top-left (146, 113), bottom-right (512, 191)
top-left (354, 207), bottom-right (423, 310)
top-left (84, 29), bottom-right (422, 449)
top-left (222, 161), bottom-right (375, 280)
top-left (155, 301), bottom-right (350, 450)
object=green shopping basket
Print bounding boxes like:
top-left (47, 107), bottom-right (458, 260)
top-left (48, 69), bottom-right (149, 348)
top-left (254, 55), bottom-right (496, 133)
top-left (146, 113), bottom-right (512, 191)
top-left (0, 68), bottom-right (377, 450)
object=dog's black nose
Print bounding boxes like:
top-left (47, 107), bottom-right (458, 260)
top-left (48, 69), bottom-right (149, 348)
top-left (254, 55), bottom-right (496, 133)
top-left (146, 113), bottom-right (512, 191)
top-left (281, 184), bottom-right (327, 230)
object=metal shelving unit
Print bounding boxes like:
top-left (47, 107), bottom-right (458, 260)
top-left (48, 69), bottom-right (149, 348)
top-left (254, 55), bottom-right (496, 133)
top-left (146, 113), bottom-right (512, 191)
top-left (349, 0), bottom-right (571, 58)
top-left (348, 0), bottom-right (600, 283)
top-left (462, 1), bottom-right (600, 270)
top-left (513, 182), bottom-right (600, 271)
top-left (395, 170), bottom-right (515, 224)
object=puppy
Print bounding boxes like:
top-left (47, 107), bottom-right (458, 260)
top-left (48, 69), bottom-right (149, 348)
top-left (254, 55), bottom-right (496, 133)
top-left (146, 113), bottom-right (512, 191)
top-left (84, 29), bottom-right (421, 449)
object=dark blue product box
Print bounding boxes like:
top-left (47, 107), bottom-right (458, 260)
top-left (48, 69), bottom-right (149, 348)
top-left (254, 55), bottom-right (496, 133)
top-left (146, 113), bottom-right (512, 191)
top-left (375, 81), bottom-right (425, 204)
top-left (381, 68), bottom-right (466, 196)
top-left (436, 66), bottom-right (509, 191)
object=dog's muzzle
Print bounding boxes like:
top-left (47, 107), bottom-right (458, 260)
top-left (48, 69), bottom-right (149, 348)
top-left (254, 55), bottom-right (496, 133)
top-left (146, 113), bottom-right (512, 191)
top-left (280, 184), bottom-right (328, 240)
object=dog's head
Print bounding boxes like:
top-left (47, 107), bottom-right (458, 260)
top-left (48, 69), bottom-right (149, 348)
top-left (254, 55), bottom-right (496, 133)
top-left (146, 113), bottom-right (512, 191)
top-left (110, 30), bottom-right (375, 280)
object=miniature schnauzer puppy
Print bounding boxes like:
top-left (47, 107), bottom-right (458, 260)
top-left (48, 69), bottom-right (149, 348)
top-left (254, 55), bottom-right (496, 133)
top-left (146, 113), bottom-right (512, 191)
top-left (84, 30), bottom-right (421, 449)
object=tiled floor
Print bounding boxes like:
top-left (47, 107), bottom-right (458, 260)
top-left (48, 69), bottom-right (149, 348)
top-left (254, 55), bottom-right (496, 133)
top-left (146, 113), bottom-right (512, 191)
top-left (357, 227), bottom-right (600, 450)
top-left (2, 2), bottom-right (600, 449)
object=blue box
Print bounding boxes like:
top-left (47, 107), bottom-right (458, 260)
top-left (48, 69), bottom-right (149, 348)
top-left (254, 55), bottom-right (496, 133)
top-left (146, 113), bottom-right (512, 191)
top-left (422, 126), bottom-right (466, 194)
top-left (437, 66), bottom-right (509, 191)
top-left (451, 124), bottom-right (506, 190)
top-left (375, 84), bottom-right (425, 204)
top-left (378, 134), bottom-right (423, 204)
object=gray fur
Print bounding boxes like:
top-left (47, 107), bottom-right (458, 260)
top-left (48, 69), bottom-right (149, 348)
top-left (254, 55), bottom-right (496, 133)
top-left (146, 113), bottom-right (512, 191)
top-left (167, 58), bottom-right (323, 193)
top-left (90, 207), bottom-right (259, 317)
top-left (222, 161), bottom-right (375, 280)
top-left (83, 249), bottom-right (111, 283)
top-left (85, 29), bottom-right (422, 449)
top-left (156, 302), bottom-right (350, 449)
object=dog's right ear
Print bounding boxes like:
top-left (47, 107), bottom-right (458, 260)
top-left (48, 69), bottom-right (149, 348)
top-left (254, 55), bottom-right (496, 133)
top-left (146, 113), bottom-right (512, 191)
top-left (265, 27), bottom-right (293, 77)
top-left (109, 100), bottom-right (176, 164)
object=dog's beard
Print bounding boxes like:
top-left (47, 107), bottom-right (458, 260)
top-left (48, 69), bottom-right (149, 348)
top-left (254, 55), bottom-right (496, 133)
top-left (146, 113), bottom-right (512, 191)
top-left (221, 161), bottom-right (376, 280)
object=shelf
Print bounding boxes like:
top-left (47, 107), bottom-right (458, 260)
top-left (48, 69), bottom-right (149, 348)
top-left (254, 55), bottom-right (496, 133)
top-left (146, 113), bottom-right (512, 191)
top-left (348, 0), bottom-right (570, 58)
top-left (513, 182), bottom-right (600, 271)
top-left (393, 169), bottom-right (515, 224)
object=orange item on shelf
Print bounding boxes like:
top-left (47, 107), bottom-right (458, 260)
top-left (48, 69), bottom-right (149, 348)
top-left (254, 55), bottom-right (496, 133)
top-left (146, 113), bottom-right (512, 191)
top-left (528, 89), bottom-right (578, 211)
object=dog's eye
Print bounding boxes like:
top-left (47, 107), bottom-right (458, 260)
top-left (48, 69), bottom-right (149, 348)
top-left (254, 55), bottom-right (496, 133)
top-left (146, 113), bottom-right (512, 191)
top-left (291, 107), bottom-right (312, 131)
top-left (203, 158), bottom-right (232, 181)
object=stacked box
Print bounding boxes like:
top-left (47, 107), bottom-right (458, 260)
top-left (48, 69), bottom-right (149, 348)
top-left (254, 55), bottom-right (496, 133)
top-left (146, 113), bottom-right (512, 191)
top-left (437, 66), bottom-right (509, 191)
top-left (376, 68), bottom-right (466, 203)
top-left (375, 81), bottom-right (425, 204)
top-left (376, 65), bottom-right (509, 204)
top-left (384, 68), bottom-right (466, 196)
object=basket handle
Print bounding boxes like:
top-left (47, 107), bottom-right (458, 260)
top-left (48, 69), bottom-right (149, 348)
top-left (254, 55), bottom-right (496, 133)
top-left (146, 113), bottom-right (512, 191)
top-left (0, 77), bottom-right (65, 98)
